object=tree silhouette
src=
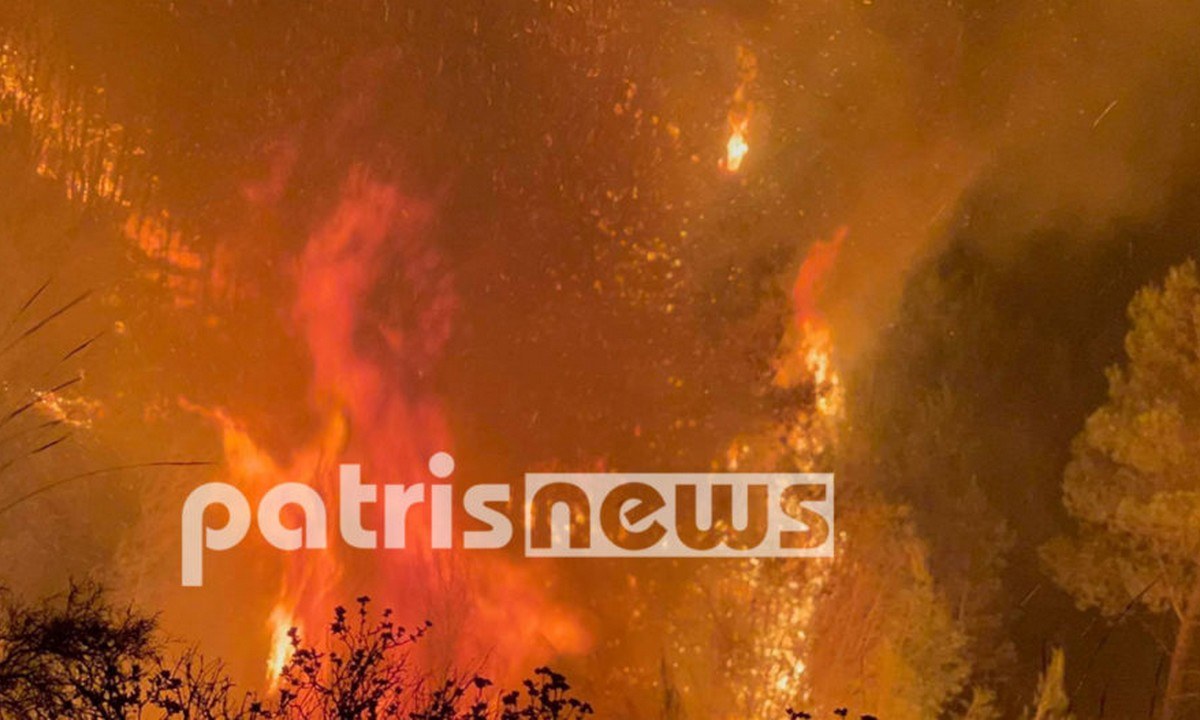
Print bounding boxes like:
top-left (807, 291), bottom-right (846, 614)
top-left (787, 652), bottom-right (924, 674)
top-left (0, 582), bottom-right (157, 719)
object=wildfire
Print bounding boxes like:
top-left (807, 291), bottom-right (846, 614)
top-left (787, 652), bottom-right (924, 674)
top-left (203, 168), bottom-right (585, 691)
top-left (265, 604), bottom-right (298, 687)
top-left (181, 397), bottom-right (348, 689)
top-left (710, 229), bottom-right (846, 719)
top-left (802, 324), bottom-right (842, 418)
top-left (2, 32), bottom-right (221, 314)
top-left (773, 227), bottom-right (847, 422)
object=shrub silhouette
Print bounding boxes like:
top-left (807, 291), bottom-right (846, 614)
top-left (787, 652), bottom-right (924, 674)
top-left (0, 583), bottom-right (884, 719)
top-left (0, 582), bottom-right (268, 719)
top-left (0, 582), bottom-right (158, 719)
top-left (269, 596), bottom-right (592, 720)
top-left (785, 709), bottom-right (878, 719)
top-left (0, 584), bottom-right (594, 720)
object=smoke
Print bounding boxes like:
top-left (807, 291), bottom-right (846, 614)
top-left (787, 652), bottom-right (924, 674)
top-left (699, 0), bottom-right (1200, 366)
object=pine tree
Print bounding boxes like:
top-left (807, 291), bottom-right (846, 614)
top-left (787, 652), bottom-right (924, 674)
top-left (1042, 259), bottom-right (1200, 719)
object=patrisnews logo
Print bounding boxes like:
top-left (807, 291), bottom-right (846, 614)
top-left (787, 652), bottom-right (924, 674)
top-left (181, 458), bottom-right (834, 586)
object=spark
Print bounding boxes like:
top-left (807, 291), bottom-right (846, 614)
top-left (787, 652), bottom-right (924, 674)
top-left (1093, 99), bottom-right (1119, 128)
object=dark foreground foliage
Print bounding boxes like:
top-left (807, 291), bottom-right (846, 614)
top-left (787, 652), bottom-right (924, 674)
top-left (786, 710), bottom-right (876, 720)
top-left (0, 584), bottom-right (592, 720)
top-left (0, 583), bottom-right (877, 719)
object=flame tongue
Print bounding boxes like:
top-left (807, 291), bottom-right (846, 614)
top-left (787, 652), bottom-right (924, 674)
top-left (265, 604), bottom-right (297, 687)
top-left (792, 227), bottom-right (846, 328)
top-left (722, 45), bottom-right (757, 173)
top-left (186, 166), bottom-right (591, 692)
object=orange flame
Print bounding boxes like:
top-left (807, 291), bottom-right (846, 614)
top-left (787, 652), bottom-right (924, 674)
top-left (774, 227), bottom-right (848, 419)
top-left (795, 230), bottom-right (846, 418)
top-left (265, 603), bottom-right (298, 687)
top-left (185, 166), bottom-right (590, 690)
top-left (179, 398), bottom-right (348, 691)
top-left (722, 46), bottom-right (757, 174)
top-left (792, 227), bottom-right (846, 329)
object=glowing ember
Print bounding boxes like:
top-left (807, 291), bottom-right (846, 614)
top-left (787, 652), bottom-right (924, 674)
top-left (37, 390), bottom-right (102, 429)
top-left (725, 117), bottom-right (750, 173)
top-left (0, 36), bottom-right (143, 208)
top-left (722, 45), bottom-right (757, 174)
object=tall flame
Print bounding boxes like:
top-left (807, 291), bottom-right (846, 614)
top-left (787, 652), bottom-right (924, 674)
top-left (730, 228), bottom-right (847, 717)
top-left (772, 226), bottom-right (847, 421)
top-left (265, 603), bottom-right (298, 687)
top-left (792, 227), bottom-right (846, 329)
top-left (174, 166), bottom-right (592, 691)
